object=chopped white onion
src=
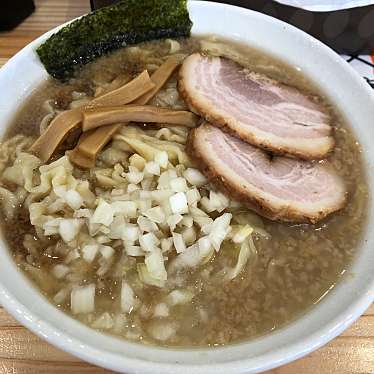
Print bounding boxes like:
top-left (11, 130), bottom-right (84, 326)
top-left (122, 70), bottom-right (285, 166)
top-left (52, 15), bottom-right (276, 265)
top-left (166, 289), bottom-right (194, 306)
top-left (121, 281), bottom-right (137, 313)
top-left (71, 284), bottom-right (95, 314)
top-left (137, 263), bottom-right (165, 287)
top-left (52, 264), bottom-right (70, 279)
top-left (157, 171), bottom-right (171, 190)
top-left (209, 190), bottom-right (229, 212)
top-left (200, 196), bottom-right (215, 213)
top-left (126, 166), bottom-right (144, 184)
top-left (99, 245), bottom-right (115, 260)
top-left (122, 223), bottom-right (140, 242)
top-left (141, 178), bottom-right (153, 191)
top-left (127, 183), bottom-right (140, 193)
top-left (183, 168), bottom-right (207, 187)
top-left (111, 201), bottom-right (137, 218)
top-left (125, 244), bottom-right (145, 257)
top-left (137, 216), bottom-right (158, 232)
top-left (92, 199), bottom-right (114, 226)
top-left (147, 320), bottom-right (177, 341)
top-left (169, 192), bottom-right (188, 214)
top-left (144, 161), bottom-right (160, 176)
top-left (172, 232), bottom-right (186, 254)
top-left (161, 237), bottom-right (173, 253)
top-left (137, 199), bottom-right (152, 214)
top-left (129, 153), bottom-right (146, 170)
top-left (186, 188), bottom-right (201, 206)
top-left (167, 214), bottom-right (183, 231)
top-left (181, 226), bottom-right (196, 246)
top-left (91, 312), bottom-right (114, 329)
top-left (64, 248), bottom-right (80, 264)
top-left (170, 177), bottom-right (188, 193)
top-left (139, 232), bottom-right (160, 251)
top-left (145, 248), bottom-right (167, 280)
top-left (193, 216), bottom-right (213, 228)
top-left (59, 219), bottom-right (82, 243)
top-left (153, 302), bottom-right (169, 317)
top-left (82, 244), bottom-right (99, 263)
top-left (139, 190), bottom-right (152, 199)
top-left (180, 215), bottom-right (193, 228)
top-left (65, 189), bottom-right (83, 210)
top-left (154, 151), bottom-right (168, 169)
top-left (209, 213), bottom-right (232, 252)
top-left (143, 206), bottom-right (165, 224)
top-left (151, 189), bottom-right (173, 202)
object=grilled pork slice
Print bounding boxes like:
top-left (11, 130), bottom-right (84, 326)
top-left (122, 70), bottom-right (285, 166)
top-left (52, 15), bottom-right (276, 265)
top-left (179, 53), bottom-right (334, 160)
top-left (187, 123), bottom-right (346, 223)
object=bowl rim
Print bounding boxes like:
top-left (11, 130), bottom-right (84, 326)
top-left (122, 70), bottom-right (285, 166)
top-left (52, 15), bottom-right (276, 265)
top-left (0, 1), bottom-right (374, 373)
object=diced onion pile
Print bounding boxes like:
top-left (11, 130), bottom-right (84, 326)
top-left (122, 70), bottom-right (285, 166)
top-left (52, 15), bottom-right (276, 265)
top-left (1, 122), bottom-right (266, 336)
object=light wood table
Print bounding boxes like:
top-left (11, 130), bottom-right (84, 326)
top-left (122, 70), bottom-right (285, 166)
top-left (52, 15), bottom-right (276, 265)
top-left (0, 1), bottom-right (373, 373)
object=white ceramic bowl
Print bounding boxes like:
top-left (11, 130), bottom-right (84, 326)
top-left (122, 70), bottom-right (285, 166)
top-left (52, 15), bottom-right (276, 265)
top-left (0, 1), bottom-right (373, 373)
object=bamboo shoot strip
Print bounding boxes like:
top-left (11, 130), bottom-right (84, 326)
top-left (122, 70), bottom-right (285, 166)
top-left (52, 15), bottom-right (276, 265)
top-left (66, 132), bottom-right (95, 168)
top-left (29, 70), bottom-right (154, 162)
top-left (89, 70), bottom-right (155, 107)
top-left (29, 108), bottom-right (83, 162)
top-left (82, 106), bottom-right (199, 131)
top-left (78, 124), bottom-right (123, 158)
top-left (70, 56), bottom-right (182, 168)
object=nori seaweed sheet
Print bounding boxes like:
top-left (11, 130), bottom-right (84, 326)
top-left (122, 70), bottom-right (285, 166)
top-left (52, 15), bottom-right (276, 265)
top-left (36, 0), bottom-right (192, 80)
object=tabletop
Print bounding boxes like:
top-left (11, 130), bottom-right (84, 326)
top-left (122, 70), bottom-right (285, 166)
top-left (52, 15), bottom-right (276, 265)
top-left (1, 1), bottom-right (374, 373)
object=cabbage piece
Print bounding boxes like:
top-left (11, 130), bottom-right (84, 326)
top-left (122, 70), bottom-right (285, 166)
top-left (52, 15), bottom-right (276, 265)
top-left (225, 236), bottom-right (257, 281)
top-left (233, 211), bottom-right (270, 238)
top-left (208, 213), bottom-right (232, 252)
top-left (231, 224), bottom-right (253, 243)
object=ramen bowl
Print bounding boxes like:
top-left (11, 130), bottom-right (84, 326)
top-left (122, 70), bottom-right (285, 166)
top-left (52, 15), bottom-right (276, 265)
top-left (0, 1), bottom-right (373, 373)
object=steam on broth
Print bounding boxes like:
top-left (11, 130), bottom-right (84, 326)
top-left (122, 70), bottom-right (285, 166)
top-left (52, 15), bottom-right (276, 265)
top-left (0, 37), bottom-right (368, 346)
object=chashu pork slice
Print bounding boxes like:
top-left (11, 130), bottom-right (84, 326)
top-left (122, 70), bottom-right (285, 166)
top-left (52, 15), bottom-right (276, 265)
top-left (187, 123), bottom-right (346, 224)
top-left (179, 53), bottom-right (334, 160)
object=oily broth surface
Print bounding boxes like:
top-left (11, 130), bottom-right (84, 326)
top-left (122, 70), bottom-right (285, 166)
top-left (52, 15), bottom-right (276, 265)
top-left (1, 37), bottom-right (368, 346)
